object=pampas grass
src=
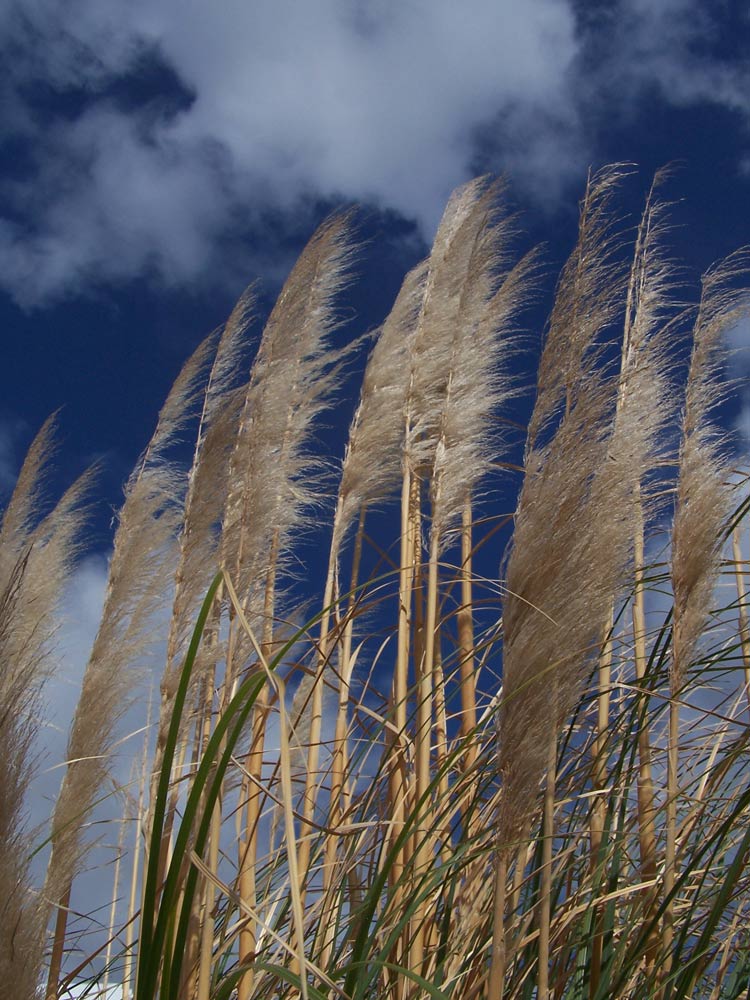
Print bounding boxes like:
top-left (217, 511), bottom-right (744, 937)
top-left (0, 415), bottom-right (93, 1000)
top-left (4, 167), bottom-right (750, 1000)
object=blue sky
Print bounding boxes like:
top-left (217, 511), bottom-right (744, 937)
top-left (2, 0), bottom-right (750, 494)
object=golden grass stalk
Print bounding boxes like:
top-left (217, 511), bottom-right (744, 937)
top-left (101, 806), bottom-right (127, 998)
top-left (589, 609), bottom-right (613, 998)
top-left (122, 706), bottom-right (151, 1000)
top-left (731, 525), bottom-right (750, 711)
top-left (665, 252), bottom-right (745, 960)
top-left (613, 167), bottom-right (678, 966)
top-left (399, 177), bottom-right (497, 972)
top-left (457, 501), bottom-right (477, 769)
top-left (490, 164), bottom-right (640, 998)
top-left (391, 176), bottom-right (535, 975)
top-left (0, 416), bottom-right (92, 999)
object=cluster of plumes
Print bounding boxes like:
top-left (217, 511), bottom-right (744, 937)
top-left (0, 416), bottom-right (92, 993)
top-left (497, 165), bottom-right (680, 846)
top-left (332, 177), bottom-right (535, 571)
top-left (415, 179), bottom-right (537, 555)
top-left (670, 252), bottom-right (750, 690)
top-left (221, 213), bottom-right (358, 661)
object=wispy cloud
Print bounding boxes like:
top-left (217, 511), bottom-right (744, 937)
top-left (576, 0), bottom-right (750, 123)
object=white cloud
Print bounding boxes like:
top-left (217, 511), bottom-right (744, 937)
top-left (1, 0), bottom-right (582, 306)
top-left (1, 0), bottom-right (749, 307)
top-left (30, 554), bottom-right (111, 839)
top-left (582, 0), bottom-right (750, 122)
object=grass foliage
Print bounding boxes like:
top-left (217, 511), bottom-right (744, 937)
top-left (2, 166), bottom-right (750, 999)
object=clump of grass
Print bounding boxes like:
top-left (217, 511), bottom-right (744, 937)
top-left (4, 166), bottom-right (750, 1000)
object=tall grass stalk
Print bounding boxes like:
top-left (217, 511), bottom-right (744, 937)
top-left (731, 525), bottom-right (750, 710)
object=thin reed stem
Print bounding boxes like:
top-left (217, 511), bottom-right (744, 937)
top-left (731, 526), bottom-right (750, 712)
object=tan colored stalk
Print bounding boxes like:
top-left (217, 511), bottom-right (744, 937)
top-left (101, 810), bottom-right (127, 998)
top-left (665, 252), bottom-right (745, 968)
top-left (612, 169), bottom-right (679, 969)
top-left (408, 177), bottom-right (536, 980)
top-left (301, 260), bottom-right (427, 928)
top-left (302, 263), bottom-right (431, 962)
top-left (488, 853), bottom-right (509, 998)
top-left (319, 506), bottom-right (367, 970)
top-left (731, 526), bottom-right (750, 711)
top-left (237, 557), bottom-right (277, 1000)
top-left (510, 841), bottom-right (529, 938)
top-left (433, 645), bottom-right (449, 841)
top-left (663, 691), bottom-right (679, 959)
top-left (391, 464), bottom-right (415, 895)
top-left (294, 559), bottom-right (336, 912)
top-left (395, 186), bottom-right (498, 964)
top-left (537, 735), bottom-right (557, 999)
top-left (44, 885), bottom-right (71, 1000)
top-left (589, 611), bottom-right (613, 999)
top-left (122, 714), bottom-right (151, 1000)
top-left (458, 500), bottom-right (478, 777)
top-left (180, 665), bottom-right (219, 997)
top-left (410, 526), bottom-right (439, 974)
top-left (632, 495), bottom-right (659, 956)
